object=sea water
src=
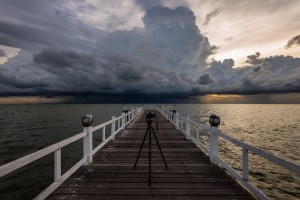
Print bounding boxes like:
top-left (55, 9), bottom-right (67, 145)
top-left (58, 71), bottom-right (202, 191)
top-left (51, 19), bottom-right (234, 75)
top-left (0, 104), bottom-right (299, 199)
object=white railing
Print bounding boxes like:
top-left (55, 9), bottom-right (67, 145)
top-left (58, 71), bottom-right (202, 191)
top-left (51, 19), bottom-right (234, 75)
top-left (0, 106), bottom-right (143, 200)
top-left (157, 106), bottom-right (300, 200)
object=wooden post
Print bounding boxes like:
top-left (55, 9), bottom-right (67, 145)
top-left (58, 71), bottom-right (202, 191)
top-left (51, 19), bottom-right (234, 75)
top-left (111, 116), bottom-right (116, 140)
top-left (54, 148), bottom-right (61, 182)
top-left (186, 114), bottom-right (190, 140)
top-left (242, 148), bottom-right (249, 181)
top-left (209, 126), bottom-right (219, 164)
top-left (175, 112), bottom-right (179, 129)
top-left (83, 126), bottom-right (93, 165)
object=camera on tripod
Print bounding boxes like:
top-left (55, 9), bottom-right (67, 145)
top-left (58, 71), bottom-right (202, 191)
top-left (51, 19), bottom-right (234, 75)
top-left (146, 112), bottom-right (155, 120)
top-left (134, 111), bottom-right (168, 186)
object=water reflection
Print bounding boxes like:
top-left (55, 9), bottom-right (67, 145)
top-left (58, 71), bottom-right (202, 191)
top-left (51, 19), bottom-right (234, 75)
top-left (176, 104), bottom-right (300, 200)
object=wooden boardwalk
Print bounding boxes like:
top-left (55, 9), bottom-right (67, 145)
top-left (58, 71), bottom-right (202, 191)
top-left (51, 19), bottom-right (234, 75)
top-left (47, 110), bottom-right (255, 200)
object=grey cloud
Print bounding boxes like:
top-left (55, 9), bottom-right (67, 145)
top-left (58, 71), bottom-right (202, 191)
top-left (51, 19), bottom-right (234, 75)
top-left (116, 62), bottom-right (145, 83)
top-left (285, 34), bottom-right (300, 49)
top-left (0, 1), bottom-right (98, 52)
top-left (97, 6), bottom-right (215, 73)
top-left (33, 49), bottom-right (96, 69)
top-left (0, 49), bottom-right (6, 57)
top-left (135, 0), bottom-right (163, 9)
top-left (197, 74), bottom-right (215, 85)
top-left (245, 52), bottom-right (263, 65)
top-left (204, 55), bottom-right (300, 94)
top-left (253, 66), bottom-right (261, 72)
top-left (143, 6), bottom-right (196, 28)
top-left (203, 9), bottom-right (220, 26)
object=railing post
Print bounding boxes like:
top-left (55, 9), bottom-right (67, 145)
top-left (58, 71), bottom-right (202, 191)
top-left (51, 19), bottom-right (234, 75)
top-left (186, 114), bottom-right (190, 140)
top-left (83, 125), bottom-right (93, 165)
top-left (82, 114), bottom-right (93, 165)
top-left (54, 148), bottom-right (61, 182)
top-left (111, 116), bottom-right (116, 140)
top-left (209, 126), bottom-right (219, 164)
top-left (242, 148), bottom-right (249, 181)
top-left (175, 112), bottom-right (179, 129)
top-left (122, 112), bottom-right (125, 129)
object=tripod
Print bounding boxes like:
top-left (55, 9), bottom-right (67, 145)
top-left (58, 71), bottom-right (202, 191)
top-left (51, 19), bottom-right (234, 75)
top-left (134, 114), bottom-right (168, 186)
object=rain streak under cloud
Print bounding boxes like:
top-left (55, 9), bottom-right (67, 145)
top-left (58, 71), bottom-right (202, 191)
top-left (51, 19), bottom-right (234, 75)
top-left (0, 0), bottom-right (299, 103)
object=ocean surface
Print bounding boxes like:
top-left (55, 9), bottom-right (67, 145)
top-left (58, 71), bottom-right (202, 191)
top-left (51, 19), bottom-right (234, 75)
top-left (0, 104), bottom-right (299, 200)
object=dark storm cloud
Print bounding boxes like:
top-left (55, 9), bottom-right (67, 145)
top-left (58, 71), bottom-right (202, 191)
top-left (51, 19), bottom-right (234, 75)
top-left (203, 9), bottom-right (220, 26)
top-left (0, 49), bottom-right (6, 57)
top-left (285, 34), bottom-right (300, 49)
top-left (197, 74), bottom-right (215, 85)
top-left (0, 1), bottom-right (300, 103)
top-left (0, 1), bottom-right (218, 99)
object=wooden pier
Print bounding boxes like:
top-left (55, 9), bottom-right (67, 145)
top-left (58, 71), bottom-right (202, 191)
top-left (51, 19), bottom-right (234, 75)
top-left (47, 110), bottom-right (255, 200)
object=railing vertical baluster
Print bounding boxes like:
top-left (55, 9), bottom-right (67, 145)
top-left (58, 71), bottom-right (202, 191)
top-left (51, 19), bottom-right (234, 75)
top-left (111, 116), bottom-right (116, 140)
top-left (243, 148), bottom-right (249, 181)
top-left (175, 112), bottom-right (179, 129)
top-left (102, 127), bottom-right (106, 142)
top-left (54, 148), bottom-right (61, 182)
top-left (186, 114), bottom-right (190, 140)
top-left (83, 125), bottom-right (93, 165)
top-left (122, 113), bottom-right (125, 129)
top-left (209, 126), bottom-right (219, 164)
top-left (172, 112), bottom-right (175, 125)
top-left (180, 118), bottom-right (183, 129)
top-left (196, 128), bottom-right (200, 145)
top-left (118, 118), bottom-right (120, 130)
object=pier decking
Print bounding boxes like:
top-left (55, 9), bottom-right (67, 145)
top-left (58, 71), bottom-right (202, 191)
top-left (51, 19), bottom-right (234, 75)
top-left (47, 110), bottom-right (254, 200)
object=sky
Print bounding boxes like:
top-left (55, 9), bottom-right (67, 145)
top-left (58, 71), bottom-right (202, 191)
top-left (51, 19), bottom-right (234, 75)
top-left (0, 0), bottom-right (299, 103)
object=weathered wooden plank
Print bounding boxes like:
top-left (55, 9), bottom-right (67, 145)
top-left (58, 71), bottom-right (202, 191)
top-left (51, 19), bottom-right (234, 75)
top-left (52, 188), bottom-right (250, 196)
top-left (61, 182), bottom-right (241, 189)
top-left (48, 194), bottom-right (254, 200)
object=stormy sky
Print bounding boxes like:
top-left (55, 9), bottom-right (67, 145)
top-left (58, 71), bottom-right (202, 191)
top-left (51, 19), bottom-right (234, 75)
top-left (0, 0), bottom-right (299, 103)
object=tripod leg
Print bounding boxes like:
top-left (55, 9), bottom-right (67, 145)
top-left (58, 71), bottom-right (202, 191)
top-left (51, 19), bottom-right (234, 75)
top-left (151, 126), bottom-right (168, 169)
top-left (134, 127), bottom-right (149, 168)
top-left (148, 124), bottom-right (151, 186)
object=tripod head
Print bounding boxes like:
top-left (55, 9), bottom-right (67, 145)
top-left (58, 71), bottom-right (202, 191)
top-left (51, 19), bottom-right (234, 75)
top-left (146, 112), bottom-right (155, 122)
top-left (146, 112), bottom-right (158, 130)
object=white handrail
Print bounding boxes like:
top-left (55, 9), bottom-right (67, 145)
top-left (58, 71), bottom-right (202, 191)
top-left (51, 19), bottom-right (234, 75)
top-left (157, 106), bottom-right (300, 200)
top-left (0, 106), bottom-right (143, 200)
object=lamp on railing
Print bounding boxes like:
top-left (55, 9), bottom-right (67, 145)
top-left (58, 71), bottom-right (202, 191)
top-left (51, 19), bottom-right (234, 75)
top-left (209, 114), bottom-right (220, 127)
top-left (82, 115), bottom-right (93, 127)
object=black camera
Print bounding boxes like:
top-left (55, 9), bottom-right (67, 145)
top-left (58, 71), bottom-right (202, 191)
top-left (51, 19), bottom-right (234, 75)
top-left (146, 112), bottom-right (155, 120)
